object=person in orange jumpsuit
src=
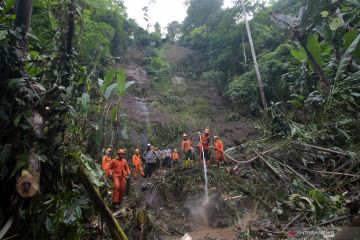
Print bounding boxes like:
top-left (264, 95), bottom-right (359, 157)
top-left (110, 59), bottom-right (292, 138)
top-left (108, 149), bottom-right (131, 208)
top-left (200, 128), bottom-right (211, 165)
top-left (132, 148), bottom-right (144, 179)
top-left (101, 147), bottom-right (112, 176)
top-left (172, 149), bottom-right (180, 166)
top-left (214, 136), bottom-right (225, 167)
top-left (181, 134), bottom-right (193, 160)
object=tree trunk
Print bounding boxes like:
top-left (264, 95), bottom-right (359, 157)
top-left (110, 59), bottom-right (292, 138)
top-left (61, 0), bottom-right (76, 87)
top-left (240, 0), bottom-right (267, 110)
top-left (66, 0), bottom-right (75, 57)
top-left (14, 0), bottom-right (33, 39)
top-left (78, 164), bottom-right (128, 240)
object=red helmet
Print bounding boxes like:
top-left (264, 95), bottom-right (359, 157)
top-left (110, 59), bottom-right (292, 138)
top-left (117, 149), bottom-right (125, 155)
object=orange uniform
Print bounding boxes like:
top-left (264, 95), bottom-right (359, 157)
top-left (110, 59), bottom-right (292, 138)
top-left (132, 154), bottom-right (144, 177)
top-left (200, 134), bottom-right (211, 164)
top-left (214, 139), bottom-right (224, 164)
top-left (181, 140), bottom-right (192, 152)
top-left (172, 152), bottom-right (179, 161)
top-left (200, 134), bottom-right (211, 150)
top-left (108, 158), bottom-right (131, 204)
top-left (102, 155), bottom-right (112, 176)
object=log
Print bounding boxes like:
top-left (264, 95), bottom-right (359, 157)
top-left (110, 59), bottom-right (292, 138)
top-left (16, 150), bottom-right (41, 198)
top-left (291, 141), bottom-right (348, 156)
top-left (78, 164), bottom-right (128, 240)
top-left (253, 150), bottom-right (285, 181)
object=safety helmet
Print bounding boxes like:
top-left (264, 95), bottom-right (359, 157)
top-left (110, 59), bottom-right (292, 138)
top-left (204, 128), bottom-right (210, 134)
top-left (214, 135), bottom-right (219, 139)
top-left (105, 147), bottom-right (112, 155)
top-left (134, 148), bottom-right (140, 153)
top-left (183, 133), bottom-right (187, 137)
top-left (174, 149), bottom-right (177, 152)
top-left (117, 149), bottom-right (125, 155)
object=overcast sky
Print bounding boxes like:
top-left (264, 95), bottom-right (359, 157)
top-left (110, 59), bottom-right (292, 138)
top-left (123, 0), bottom-right (235, 32)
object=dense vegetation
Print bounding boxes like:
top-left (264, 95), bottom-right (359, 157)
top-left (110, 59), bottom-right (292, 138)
top-left (0, 0), bottom-right (359, 239)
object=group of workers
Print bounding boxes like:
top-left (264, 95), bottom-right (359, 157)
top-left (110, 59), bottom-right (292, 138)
top-left (101, 128), bottom-right (225, 208)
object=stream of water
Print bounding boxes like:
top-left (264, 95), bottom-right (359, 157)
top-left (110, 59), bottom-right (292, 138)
top-left (199, 133), bottom-right (209, 202)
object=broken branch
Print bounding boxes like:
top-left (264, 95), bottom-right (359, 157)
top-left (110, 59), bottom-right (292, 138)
top-left (253, 149), bottom-right (285, 181)
top-left (291, 141), bottom-right (349, 156)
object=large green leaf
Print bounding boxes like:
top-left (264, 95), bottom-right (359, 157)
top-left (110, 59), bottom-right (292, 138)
top-left (335, 33), bottom-right (360, 82)
top-left (0, 30), bottom-right (7, 41)
top-left (343, 31), bottom-right (357, 48)
top-left (81, 93), bottom-right (90, 110)
top-left (116, 68), bottom-right (126, 96)
top-left (307, 34), bottom-right (323, 66)
top-left (101, 68), bottom-right (117, 93)
top-left (290, 47), bottom-right (307, 62)
top-left (329, 15), bottom-right (344, 31)
top-left (104, 82), bottom-right (118, 100)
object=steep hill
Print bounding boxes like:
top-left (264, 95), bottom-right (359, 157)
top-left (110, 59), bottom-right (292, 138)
top-left (118, 45), bottom-right (258, 151)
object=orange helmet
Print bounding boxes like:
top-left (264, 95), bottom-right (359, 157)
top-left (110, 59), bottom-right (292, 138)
top-left (117, 149), bottom-right (125, 155)
top-left (204, 128), bottom-right (210, 134)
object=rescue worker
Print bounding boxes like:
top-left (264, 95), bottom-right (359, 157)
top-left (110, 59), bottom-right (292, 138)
top-left (172, 149), bottom-right (180, 166)
top-left (181, 134), bottom-right (193, 166)
top-left (144, 144), bottom-right (156, 177)
top-left (214, 136), bottom-right (225, 167)
top-left (200, 128), bottom-right (211, 165)
top-left (102, 146), bottom-right (112, 176)
top-left (132, 148), bottom-right (144, 179)
top-left (108, 149), bottom-right (131, 208)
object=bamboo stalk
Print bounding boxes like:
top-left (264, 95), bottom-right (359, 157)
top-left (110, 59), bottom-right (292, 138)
top-left (253, 150), bottom-right (284, 181)
top-left (279, 163), bottom-right (317, 190)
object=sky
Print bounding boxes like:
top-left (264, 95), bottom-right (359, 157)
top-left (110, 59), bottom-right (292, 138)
top-left (123, 0), bottom-right (235, 32)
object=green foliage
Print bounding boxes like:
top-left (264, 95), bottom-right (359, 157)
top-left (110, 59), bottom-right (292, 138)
top-left (306, 34), bottom-right (323, 66)
top-left (0, 0), bottom-right (136, 238)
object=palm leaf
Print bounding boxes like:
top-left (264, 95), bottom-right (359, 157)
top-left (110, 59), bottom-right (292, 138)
top-left (335, 33), bottom-right (360, 82)
top-left (104, 82), bottom-right (118, 101)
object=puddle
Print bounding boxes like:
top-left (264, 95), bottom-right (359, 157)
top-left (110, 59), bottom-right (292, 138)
top-left (183, 196), bottom-right (258, 240)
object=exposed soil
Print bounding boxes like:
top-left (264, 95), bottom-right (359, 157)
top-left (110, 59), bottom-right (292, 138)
top-left (120, 58), bottom-right (258, 148)
top-left (197, 82), bottom-right (259, 147)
